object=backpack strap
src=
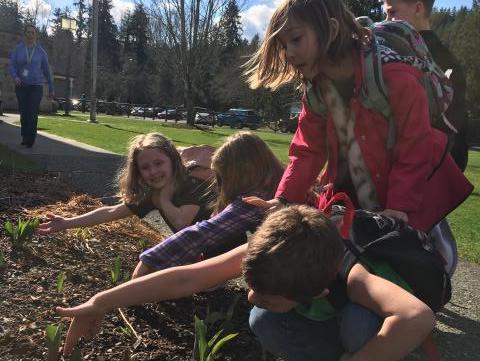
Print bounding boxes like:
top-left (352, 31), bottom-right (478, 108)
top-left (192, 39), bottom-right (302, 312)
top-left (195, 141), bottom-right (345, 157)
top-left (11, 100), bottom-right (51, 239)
top-left (305, 81), bottom-right (328, 117)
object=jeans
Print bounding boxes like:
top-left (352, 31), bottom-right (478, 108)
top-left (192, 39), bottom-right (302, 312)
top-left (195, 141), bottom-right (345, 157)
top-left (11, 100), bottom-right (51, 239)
top-left (15, 85), bottom-right (43, 145)
top-left (249, 303), bottom-right (382, 361)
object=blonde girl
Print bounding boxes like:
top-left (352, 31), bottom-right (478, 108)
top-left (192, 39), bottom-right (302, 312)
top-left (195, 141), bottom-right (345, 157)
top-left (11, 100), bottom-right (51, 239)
top-left (38, 132), bottom-right (214, 235)
top-left (132, 131), bottom-right (284, 278)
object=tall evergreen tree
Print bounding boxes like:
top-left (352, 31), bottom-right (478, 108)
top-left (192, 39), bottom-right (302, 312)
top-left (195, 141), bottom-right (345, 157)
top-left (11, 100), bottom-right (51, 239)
top-left (0, 0), bottom-right (23, 33)
top-left (97, 0), bottom-right (121, 70)
top-left (218, 0), bottom-right (242, 52)
top-left (74, 0), bottom-right (89, 42)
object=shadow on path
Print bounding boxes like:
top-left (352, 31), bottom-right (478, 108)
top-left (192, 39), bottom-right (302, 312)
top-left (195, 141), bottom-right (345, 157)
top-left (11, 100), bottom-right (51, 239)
top-left (0, 115), bottom-right (124, 201)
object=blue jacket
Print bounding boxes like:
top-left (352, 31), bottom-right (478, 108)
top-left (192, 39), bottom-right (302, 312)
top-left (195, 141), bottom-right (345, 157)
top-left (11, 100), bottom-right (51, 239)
top-left (9, 42), bottom-right (54, 94)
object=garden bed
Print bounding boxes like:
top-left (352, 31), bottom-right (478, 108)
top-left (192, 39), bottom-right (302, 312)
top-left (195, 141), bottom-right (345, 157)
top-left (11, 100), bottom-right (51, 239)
top-left (0, 170), bottom-right (272, 361)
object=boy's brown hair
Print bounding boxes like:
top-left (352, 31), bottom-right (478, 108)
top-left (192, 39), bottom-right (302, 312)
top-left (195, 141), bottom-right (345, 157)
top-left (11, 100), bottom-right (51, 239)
top-left (243, 205), bottom-right (344, 303)
top-left (244, 0), bottom-right (363, 90)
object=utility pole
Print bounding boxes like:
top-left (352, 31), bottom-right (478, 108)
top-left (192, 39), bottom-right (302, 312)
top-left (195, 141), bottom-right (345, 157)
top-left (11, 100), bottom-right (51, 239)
top-left (61, 17), bottom-right (77, 116)
top-left (88, 0), bottom-right (99, 123)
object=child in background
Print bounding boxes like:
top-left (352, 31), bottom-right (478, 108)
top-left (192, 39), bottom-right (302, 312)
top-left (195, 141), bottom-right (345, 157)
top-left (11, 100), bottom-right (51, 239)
top-left (56, 205), bottom-right (434, 361)
top-left (37, 132), bottom-right (214, 235)
top-left (243, 0), bottom-right (472, 233)
top-left (132, 131), bottom-right (285, 278)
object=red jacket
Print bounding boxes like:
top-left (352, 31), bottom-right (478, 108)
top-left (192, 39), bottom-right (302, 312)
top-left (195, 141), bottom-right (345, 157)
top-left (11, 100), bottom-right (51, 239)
top-left (276, 51), bottom-right (473, 232)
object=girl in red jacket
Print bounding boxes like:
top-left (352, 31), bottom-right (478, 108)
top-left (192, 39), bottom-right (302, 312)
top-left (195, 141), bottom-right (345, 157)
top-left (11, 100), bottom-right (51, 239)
top-left (243, 0), bottom-right (472, 234)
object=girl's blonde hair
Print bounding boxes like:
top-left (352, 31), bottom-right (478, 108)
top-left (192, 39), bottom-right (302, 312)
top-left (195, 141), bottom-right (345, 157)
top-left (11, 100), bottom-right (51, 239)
top-left (244, 0), bottom-right (363, 90)
top-left (117, 133), bottom-right (187, 204)
top-left (212, 132), bottom-right (284, 212)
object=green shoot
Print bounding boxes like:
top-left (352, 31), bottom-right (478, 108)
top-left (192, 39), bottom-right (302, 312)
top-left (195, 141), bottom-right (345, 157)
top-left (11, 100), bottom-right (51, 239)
top-left (0, 249), bottom-right (6, 268)
top-left (193, 296), bottom-right (241, 361)
top-left (45, 323), bottom-right (63, 361)
top-left (56, 272), bottom-right (66, 293)
top-left (116, 326), bottom-right (136, 339)
top-left (111, 256), bottom-right (122, 285)
top-left (137, 239), bottom-right (149, 252)
top-left (4, 217), bottom-right (40, 252)
top-left (68, 348), bottom-right (82, 361)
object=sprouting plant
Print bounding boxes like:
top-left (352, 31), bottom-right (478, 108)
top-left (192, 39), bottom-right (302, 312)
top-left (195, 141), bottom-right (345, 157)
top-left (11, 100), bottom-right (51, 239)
top-left (194, 315), bottom-right (238, 361)
top-left (56, 271), bottom-right (66, 293)
top-left (45, 323), bottom-right (63, 361)
top-left (72, 227), bottom-right (93, 241)
top-left (193, 295), bottom-right (241, 361)
top-left (137, 239), bottom-right (148, 252)
top-left (111, 256), bottom-right (122, 285)
top-left (4, 217), bottom-right (40, 252)
top-left (116, 325), bottom-right (136, 339)
top-left (0, 249), bottom-right (6, 269)
top-left (68, 348), bottom-right (82, 361)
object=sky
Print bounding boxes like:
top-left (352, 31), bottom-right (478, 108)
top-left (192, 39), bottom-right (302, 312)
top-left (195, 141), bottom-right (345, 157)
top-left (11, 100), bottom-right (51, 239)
top-left (23, 0), bottom-right (474, 39)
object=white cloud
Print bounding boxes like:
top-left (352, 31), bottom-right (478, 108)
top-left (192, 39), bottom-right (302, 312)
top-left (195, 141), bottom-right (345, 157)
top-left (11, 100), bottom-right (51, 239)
top-left (110, 0), bottom-right (135, 23)
top-left (23, 0), bottom-right (52, 24)
top-left (240, 0), bottom-right (282, 40)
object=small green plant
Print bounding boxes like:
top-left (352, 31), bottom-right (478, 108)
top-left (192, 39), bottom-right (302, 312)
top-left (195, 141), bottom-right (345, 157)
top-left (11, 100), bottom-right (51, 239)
top-left (111, 256), bottom-right (122, 285)
top-left (116, 325), bottom-right (136, 339)
top-left (0, 249), bottom-right (6, 268)
top-left (193, 295), bottom-right (240, 361)
top-left (56, 272), bottom-right (66, 293)
top-left (45, 323), bottom-right (63, 361)
top-left (4, 217), bottom-right (40, 252)
top-left (68, 348), bottom-right (82, 361)
top-left (137, 239), bottom-right (149, 252)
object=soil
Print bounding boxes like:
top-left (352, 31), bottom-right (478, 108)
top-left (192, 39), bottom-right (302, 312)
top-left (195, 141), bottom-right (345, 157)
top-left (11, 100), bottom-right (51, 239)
top-left (0, 170), bottom-right (271, 361)
top-left (0, 170), bottom-right (479, 361)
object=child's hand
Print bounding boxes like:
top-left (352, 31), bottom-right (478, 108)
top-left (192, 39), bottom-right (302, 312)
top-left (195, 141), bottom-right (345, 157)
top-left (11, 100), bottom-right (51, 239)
top-left (380, 209), bottom-right (408, 222)
top-left (56, 300), bottom-right (106, 356)
top-left (242, 196), bottom-right (285, 213)
top-left (36, 213), bottom-right (68, 234)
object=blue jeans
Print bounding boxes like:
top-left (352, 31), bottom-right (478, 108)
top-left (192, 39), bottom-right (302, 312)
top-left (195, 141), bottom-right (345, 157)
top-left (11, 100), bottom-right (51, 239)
top-left (15, 85), bottom-right (43, 145)
top-left (249, 303), bottom-right (382, 361)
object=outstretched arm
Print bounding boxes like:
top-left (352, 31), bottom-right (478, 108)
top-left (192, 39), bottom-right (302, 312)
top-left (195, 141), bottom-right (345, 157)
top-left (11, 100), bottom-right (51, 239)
top-left (56, 244), bottom-right (246, 356)
top-left (344, 263), bottom-right (435, 361)
top-left (37, 203), bottom-right (133, 235)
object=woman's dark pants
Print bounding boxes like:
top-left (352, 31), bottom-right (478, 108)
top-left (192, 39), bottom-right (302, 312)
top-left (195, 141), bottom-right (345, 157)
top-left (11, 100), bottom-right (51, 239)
top-left (15, 85), bottom-right (43, 146)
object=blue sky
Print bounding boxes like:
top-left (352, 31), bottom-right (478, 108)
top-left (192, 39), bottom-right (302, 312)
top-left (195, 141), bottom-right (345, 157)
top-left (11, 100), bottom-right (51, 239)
top-left (25, 0), bottom-right (474, 39)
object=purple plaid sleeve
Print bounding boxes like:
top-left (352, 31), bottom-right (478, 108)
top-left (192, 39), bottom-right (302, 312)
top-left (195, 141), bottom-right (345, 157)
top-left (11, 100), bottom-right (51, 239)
top-left (139, 197), bottom-right (265, 270)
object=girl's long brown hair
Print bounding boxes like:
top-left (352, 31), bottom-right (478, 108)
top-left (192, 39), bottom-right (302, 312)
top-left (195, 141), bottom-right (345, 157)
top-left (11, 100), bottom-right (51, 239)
top-left (211, 132), bottom-right (284, 212)
top-left (117, 133), bottom-right (187, 204)
top-left (244, 0), bottom-right (363, 90)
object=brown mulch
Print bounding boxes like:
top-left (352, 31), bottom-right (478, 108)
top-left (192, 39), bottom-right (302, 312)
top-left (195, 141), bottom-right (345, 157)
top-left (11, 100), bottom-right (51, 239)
top-left (0, 170), bottom-right (268, 361)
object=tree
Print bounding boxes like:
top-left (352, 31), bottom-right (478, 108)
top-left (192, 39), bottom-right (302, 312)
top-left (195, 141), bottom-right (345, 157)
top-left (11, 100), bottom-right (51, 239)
top-left (217, 0), bottom-right (242, 54)
top-left (122, 3), bottom-right (149, 66)
top-left (97, 0), bottom-right (121, 70)
top-left (150, 0), bottom-right (229, 124)
top-left (0, 0), bottom-right (23, 33)
top-left (345, 0), bottom-right (383, 21)
top-left (74, 0), bottom-right (89, 42)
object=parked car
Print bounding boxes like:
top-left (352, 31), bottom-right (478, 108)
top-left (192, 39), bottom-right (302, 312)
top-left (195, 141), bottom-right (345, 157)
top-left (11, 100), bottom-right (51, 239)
top-left (278, 102), bottom-right (301, 133)
top-left (131, 106), bottom-right (154, 118)
top-left (194, 107), bottom-right (215, 125)
top-left (157, 108), bottom-right (181, 120)
top-left (216, 108), bottom-right (262, 129)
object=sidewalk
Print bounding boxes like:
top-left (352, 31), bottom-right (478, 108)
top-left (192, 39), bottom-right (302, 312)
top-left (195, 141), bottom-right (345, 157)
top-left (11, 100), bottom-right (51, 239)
top-left (0, 113), bottom-right (124, 201)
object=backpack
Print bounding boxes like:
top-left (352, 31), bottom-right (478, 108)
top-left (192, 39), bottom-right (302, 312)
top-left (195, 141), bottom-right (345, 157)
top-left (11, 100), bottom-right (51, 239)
top-left (306, 20), bottom-right (455, 150)
top-left (323, 195), bottom-right (451, 313)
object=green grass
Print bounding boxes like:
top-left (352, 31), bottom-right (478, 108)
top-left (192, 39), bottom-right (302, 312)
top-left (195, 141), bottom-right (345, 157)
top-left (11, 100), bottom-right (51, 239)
top-left (448, 151), bottom-right (480, 263)
top-left (36, 112), bottom-right (480, 263)
top-left (0, 144), bottom-right (39, 171)
top-left (37, 112), bottom-right (293, 163)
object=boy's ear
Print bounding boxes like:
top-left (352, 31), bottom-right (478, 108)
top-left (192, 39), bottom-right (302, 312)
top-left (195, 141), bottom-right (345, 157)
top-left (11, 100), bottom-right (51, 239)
top-left (415, 0), bottom-right (427, 19)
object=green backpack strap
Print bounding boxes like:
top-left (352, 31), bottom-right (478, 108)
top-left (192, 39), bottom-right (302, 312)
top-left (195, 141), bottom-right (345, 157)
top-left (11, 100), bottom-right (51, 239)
top-left (360, 45), bottom-right (396, 150)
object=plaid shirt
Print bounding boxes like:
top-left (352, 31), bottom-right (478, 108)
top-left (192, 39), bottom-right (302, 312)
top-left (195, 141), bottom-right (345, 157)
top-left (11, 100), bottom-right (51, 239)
top-left (140, 196), bottom-right (265, 270)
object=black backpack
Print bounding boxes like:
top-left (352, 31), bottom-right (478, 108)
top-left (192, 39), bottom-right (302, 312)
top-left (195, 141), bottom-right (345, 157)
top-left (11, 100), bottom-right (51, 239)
top-left (330, 206), bottom-right (451, 312)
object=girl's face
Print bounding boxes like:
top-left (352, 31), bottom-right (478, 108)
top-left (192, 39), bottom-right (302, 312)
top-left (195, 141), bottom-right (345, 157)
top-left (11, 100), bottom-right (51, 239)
top-left (277, 17), bottom-right (321, 81)
top-left (136, 148), bottom-right (174, 189)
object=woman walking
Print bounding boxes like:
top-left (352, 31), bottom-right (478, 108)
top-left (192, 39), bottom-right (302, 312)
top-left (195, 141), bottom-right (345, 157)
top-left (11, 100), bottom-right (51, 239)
top-left (9, 24), bottom-right (54, 148)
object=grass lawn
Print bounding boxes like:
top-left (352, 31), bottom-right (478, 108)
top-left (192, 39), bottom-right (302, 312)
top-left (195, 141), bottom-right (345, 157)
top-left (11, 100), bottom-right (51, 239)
top-left (0, 144), bottom-right (39, 172)
top-left (35, 112), bottom-right (480, 263)
top-left (36, 112), bottom-right (293, 163)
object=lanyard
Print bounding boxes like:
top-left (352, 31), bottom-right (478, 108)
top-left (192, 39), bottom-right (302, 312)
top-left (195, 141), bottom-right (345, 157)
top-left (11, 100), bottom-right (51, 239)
top-left (25, 46), bottom-right (36, 65)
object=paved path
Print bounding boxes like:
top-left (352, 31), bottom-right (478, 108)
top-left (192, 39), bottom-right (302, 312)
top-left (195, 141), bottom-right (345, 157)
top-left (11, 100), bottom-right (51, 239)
top-left (0, 113), bottom-right (123, 201)
top-left (0, 112), bottom-right (479, 360)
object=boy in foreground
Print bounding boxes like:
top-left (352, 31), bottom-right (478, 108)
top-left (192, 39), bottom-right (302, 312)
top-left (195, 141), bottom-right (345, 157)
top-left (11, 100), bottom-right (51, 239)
top-left (56, 205), bottom-right (434, 360)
